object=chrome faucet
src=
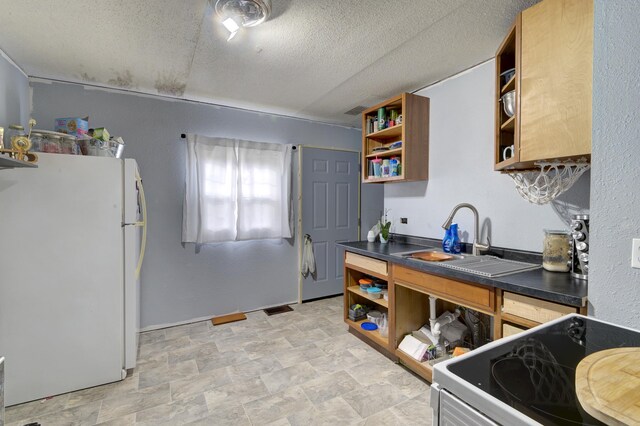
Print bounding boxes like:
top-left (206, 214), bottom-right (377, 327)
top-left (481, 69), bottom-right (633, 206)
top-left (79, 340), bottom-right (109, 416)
top-left (442, 203), bottom-right (490, 256)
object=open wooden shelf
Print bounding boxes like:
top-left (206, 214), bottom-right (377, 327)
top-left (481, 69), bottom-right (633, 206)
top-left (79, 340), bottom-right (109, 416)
top-left (396, 348), bottom-right (434, 382)
top-left (362, 93), bottom-right (429, 184)
top-left (363, 175), bottom-right (405, 183)
top-left (364, 147), bottom-right (402, 159)
top-left (501, 75), bottom-right (516, 94)
top-left (494, 156), bottom-right (519, 170)
top-left (346, 318), bottom-right (388, 348)
top-left (365, 124), bottom-right (402, 140)
top-left (346, 286), bottom-right (388, 308)
top-left (495, 0), bottom-right (593, 170)
top-left (501, 115), bottom-right (515, 131)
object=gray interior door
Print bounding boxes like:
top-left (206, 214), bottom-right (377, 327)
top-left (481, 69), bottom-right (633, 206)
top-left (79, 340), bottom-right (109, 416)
top-left (301, 147), bottom-right (359, 301)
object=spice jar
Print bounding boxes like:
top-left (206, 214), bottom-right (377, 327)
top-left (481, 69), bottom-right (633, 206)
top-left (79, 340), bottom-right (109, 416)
top-left (542, 230), bottom-right (571, 272)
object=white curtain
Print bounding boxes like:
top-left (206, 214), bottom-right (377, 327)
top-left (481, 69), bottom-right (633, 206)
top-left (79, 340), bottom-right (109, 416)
top-left (182, 134), bottom-right (292, 243)
top-left (236, 139), bottom-right (292, 240)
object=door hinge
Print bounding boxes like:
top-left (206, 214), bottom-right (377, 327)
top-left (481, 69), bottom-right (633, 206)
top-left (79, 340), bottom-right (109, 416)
top-left (358, 163), bottom-right (362, 172)
top-left (358, 218), bottom-right (361, 226)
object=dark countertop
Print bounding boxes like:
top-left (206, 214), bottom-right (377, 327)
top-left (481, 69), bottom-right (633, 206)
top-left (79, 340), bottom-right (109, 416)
top-left (337, 240), bottom-right (587, 308)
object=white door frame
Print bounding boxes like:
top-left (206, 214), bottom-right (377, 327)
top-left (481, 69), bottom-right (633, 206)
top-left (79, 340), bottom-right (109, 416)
top-left (297, 145), bottom-right (361, 304)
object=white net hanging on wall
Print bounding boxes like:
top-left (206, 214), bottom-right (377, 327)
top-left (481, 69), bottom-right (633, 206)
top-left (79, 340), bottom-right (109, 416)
top-left (504, 160), bottom-right (590, 205)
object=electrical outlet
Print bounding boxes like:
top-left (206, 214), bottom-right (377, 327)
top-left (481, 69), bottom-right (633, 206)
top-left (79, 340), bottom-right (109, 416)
top-left (400, 218), bottom-right (408, 224)
top-left (632, 239), bottom-right (640, 269)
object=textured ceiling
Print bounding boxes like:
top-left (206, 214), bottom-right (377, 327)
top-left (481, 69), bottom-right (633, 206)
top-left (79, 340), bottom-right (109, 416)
top-left (0, 0), bottom-right (538, 127)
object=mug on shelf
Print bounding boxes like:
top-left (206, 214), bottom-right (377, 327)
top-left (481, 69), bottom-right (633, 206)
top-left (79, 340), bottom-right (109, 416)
top-left (502, 145), bottom-right (515, 161)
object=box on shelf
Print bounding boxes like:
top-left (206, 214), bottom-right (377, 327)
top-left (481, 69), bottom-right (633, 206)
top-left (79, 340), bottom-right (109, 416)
top-left (55, 117), bottom-right (89, 137)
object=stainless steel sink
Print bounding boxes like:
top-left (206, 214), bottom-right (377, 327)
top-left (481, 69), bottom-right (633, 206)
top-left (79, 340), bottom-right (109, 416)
top-left (392, 248), bottom-right (541, 278)
top-left (393, 248), bottom-right (465, 261)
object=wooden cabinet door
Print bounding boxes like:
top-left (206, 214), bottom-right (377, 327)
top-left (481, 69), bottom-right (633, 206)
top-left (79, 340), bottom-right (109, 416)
top-left (519, 0), bottom-right (593, 162)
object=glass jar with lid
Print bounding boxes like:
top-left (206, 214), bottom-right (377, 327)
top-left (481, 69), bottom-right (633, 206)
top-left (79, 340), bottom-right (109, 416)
top-left (71, 138), bottom-right (81, 155)
top-left (45, 135), bottom-right (62, 153)
top-left (7, 125), bottom-right (26, 149)
top-left (542, 230), bottom-right (571, 272)
top-left (30, 132), bottom-right (44, 152)
top-left (60, 136), bottom-right (78, 154)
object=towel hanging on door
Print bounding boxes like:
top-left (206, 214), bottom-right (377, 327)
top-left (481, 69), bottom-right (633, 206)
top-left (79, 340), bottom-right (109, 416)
top-left (301, 234), bottom-right (316, 278)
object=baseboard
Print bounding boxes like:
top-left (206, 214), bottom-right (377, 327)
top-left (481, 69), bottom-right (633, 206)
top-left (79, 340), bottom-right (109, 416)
top-left (302, 293), bottom-right (343, 303)
top-left (139, 299), bottom-right (299, 332)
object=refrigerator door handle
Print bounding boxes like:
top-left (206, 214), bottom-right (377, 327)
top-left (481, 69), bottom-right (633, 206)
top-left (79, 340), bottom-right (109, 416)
top-left (135, 169), bottom-right (147, 280)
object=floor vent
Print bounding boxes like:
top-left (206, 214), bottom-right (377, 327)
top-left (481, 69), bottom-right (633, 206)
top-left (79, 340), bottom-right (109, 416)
top-left (263, 305), bottom-right (294, 316)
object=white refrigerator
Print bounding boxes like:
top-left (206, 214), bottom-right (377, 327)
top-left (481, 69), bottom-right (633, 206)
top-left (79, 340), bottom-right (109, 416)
top-left (0, 153), bottom-right (146, 406)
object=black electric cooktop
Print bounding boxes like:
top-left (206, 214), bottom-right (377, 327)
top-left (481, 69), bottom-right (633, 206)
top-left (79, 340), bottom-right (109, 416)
top-left (447, 316), bottom-right (640, 425)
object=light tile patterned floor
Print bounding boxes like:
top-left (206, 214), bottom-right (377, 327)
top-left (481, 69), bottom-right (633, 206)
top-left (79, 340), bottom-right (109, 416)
top-left (6, 296), bottom-right (432, 425)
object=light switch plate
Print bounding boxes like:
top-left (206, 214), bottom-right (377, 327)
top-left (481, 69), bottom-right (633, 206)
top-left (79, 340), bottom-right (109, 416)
top-left (632, 239), bottom-right (640, 268)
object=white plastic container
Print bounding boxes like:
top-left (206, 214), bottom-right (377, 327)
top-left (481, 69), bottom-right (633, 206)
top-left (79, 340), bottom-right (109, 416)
top-left (367, 310), bottom-right (382, 322)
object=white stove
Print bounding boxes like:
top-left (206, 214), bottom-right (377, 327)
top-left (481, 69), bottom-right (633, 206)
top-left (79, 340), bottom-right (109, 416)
top-left (431, 314), bottom-right (640, 425)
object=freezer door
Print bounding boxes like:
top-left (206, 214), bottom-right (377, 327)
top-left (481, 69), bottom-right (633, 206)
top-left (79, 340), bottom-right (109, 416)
top-left (0, 154), bottom-right (125, 405)
top-left (123, 159), bottom-right (141, 225)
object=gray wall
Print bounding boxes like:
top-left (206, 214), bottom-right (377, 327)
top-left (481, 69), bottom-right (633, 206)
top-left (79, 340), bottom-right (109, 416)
top-left (589, 1), bottom-right (640, 328)
top-left (385, 61), bottom-right (590, 252)
top-left (0, 52), bottom-right (30, 130)
top-left (31, 81), bottom-right (382, 328)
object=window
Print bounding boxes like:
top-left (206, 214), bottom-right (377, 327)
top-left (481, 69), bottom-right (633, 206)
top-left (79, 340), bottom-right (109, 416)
top-left (182, 134), bottom-right (292, 243)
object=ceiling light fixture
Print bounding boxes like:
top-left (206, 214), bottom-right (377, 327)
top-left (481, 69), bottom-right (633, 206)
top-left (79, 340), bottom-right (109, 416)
top-left (212, 0), bottom-right (271, 40)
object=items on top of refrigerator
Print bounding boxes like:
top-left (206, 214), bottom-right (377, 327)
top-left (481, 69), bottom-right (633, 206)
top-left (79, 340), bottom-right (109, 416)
top-left (79, 137), bottom-right (125, 158)
top-left (0, 120), bottom-right (39, 163)
top-left (45, 135), bottom-right (62, 153)
top-left (55, 117), bottom-right (89, 137)
top-left (60, 136), bottom-right (80, 155)
top-left (50, 117), bottom-right (122, 158)
top-left (92, 127), bottom-right (110, 142)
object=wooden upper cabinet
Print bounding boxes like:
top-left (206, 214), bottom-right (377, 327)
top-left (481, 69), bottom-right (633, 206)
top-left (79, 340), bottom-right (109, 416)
top-left (494, 0), bottom-right (594, 171)
top-left (361, 93), bottom-right (430, 183)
